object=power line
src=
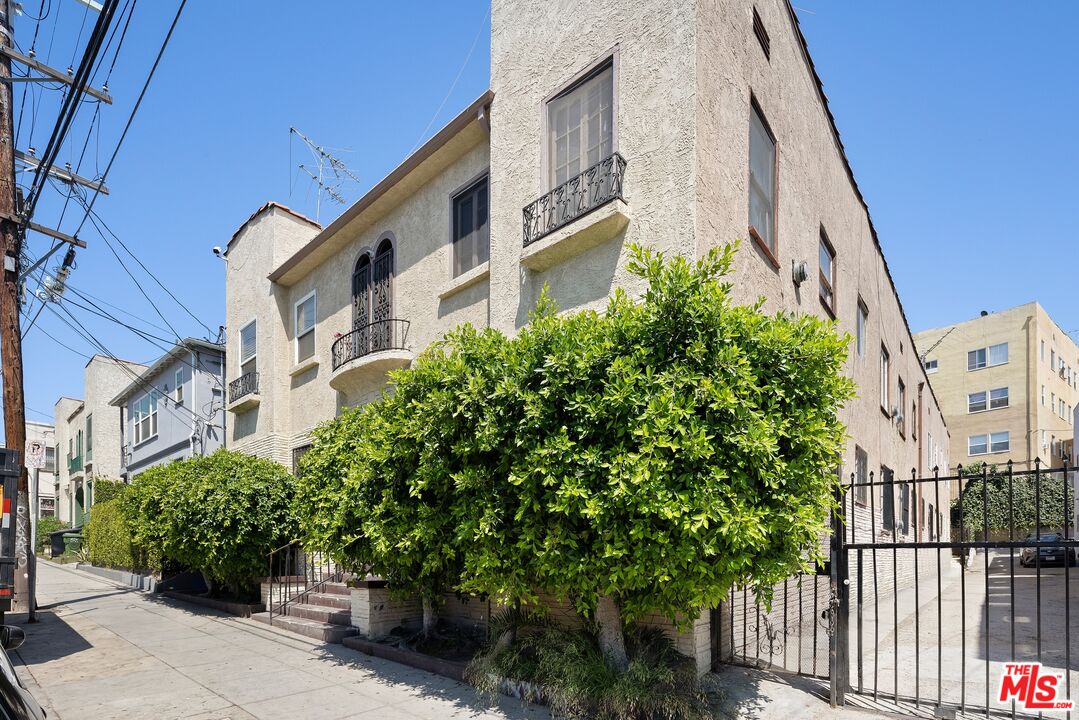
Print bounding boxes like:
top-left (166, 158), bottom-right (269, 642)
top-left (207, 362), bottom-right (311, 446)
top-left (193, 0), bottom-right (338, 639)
top-left (71, 0), bottom-right (187, 237)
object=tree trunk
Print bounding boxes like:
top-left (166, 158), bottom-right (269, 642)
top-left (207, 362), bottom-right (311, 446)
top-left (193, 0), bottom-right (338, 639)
top-left (421, 596), bottom-right (439, 638)
top-left (595, 595), bottom-right (629, 671)
top-left (201, 571), bottom-right (214, 597)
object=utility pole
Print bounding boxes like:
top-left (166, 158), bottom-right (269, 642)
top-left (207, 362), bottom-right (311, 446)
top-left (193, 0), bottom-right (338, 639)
top-left (0, 0), bottom-right (33, 618)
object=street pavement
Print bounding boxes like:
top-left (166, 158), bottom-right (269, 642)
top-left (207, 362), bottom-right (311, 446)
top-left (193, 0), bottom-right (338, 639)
top-left (10, 561), bottom-right (550, 720)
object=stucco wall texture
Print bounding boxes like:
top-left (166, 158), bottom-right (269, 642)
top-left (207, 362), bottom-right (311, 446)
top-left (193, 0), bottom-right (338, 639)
top-left (221, 0), bottom-right (952, 673)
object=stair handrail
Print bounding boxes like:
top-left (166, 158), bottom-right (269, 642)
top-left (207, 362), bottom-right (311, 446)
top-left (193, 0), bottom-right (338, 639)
top-left (266, 541), bottom-right (344, 625)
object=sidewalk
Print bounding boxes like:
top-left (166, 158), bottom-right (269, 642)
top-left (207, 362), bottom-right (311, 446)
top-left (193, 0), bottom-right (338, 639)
top-left (11, 561), bottom-right (549, 720)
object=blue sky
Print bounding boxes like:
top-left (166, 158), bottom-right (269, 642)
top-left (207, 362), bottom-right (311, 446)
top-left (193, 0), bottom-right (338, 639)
top-left (7, 2), bottom-right (1078, 437)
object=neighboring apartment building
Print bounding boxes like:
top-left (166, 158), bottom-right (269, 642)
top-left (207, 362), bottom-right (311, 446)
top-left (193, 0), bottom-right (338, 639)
top-left (53, 355), bottom-right (147, 526)
top-left (915, 302), bottom-right (1079, 471)
top-left (25, 421), bottom-right (56, 518)
top-left (222, 0), bottom-right (949, 670)
top-left (110, 339), bottom-right (226, 481)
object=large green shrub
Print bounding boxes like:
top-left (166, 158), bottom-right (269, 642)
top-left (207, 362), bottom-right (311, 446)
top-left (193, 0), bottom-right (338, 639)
top-left (297, 242), bottom-right (854, 667)
top-left (953, 464), bottom-right (1075, 536)
top-left (84, 496), bottom-right (160, 573)
top-left (297, 323), bottom-right (511, 634)
top-left (124, 450), bottom-right (298, 593)
top-left (91, 477), bottom-right (126, 505)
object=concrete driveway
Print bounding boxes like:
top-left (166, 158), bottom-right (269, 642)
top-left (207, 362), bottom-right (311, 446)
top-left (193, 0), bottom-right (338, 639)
top-left (849, 550), bottom-right (1078, 716)
top-left (10, 562), bottom-right (549, 720)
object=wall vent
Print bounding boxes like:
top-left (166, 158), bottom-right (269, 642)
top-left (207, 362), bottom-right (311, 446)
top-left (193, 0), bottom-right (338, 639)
top-left (753, 8), bottom-right (771, 61)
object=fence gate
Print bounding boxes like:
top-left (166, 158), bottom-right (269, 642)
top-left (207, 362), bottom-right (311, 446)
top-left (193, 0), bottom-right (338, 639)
top-left (835, 461), bottom-right (1076, 719)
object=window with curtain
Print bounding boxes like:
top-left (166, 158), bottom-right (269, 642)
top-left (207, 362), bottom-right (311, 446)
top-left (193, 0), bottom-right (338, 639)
top-left (548, 61), bottom-right (613, 188)
top-left (295, 292), bottom-right (316, 363)
top-left (240, 321), bottom-right (256, 376)
top-left (452, 176), bottom-right (489, 277)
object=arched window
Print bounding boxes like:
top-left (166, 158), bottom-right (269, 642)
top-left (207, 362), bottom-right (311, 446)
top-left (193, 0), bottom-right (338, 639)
top-left (372, 239), bottom-right (394, 350)
top-left (352, 254), bottom-right (371, 332)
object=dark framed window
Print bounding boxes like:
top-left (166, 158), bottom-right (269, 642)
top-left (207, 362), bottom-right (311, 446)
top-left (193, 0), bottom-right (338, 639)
top-left (748, 102), bottom-right (777, 262)
top-left (452, 176), bottom-right (489, 278)
top-left (881, 466), bottom-right (895, 532)
top-left (292, 444), bottom-right (313, 476)
top-left (819, 229), bottom-right (836, 316)
top-left (548, 59), bottom-right (614, 188)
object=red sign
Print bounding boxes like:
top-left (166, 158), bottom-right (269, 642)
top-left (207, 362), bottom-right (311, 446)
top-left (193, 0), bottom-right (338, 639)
top-left (999, 663), bottom-right (1074, 712)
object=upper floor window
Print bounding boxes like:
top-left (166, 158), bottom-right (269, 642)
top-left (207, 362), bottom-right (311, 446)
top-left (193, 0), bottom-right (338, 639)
top-left (548, 59), bottom-right (613, 188)
top-left (175, 369), bottom-right (184, 405)
top-left (967, 342), bottom-right (1008, 371)
top-left (748, 103), bottom-right (777, 258)
top-left (897, 378), bottom-right (906, 436)
top-left (452, 176), bottom-right (489, 277)
top-left (924, 359), bottom-right (938, 373)
top-left (989, 386), bottom-right (1009, 409)
top-left (1041, 340), bottom-right (1045, 361)
top-left (239, 320), bottom-right (256, 377)
top-left (752, 7), bottom-right (771, 60)
top-left (133, 393), bottom-right (158, 446)
top-left (295, 291), bottom-right (316, 364)
top-left (819, 231), bottom-right (835, 316)
top-left (855, 299), bottom-right (868, 359)
top-left (85, 413), bottom-right (93, 458)
top-left (968, 391), bottom-right (987, 413)
top-left (880, 345), bottom-right (890, 412)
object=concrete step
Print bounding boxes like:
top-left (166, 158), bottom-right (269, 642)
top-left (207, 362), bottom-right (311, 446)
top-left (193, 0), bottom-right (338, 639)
top-left (321, 581), bottom-right (351, 597)
top-left (305, 591), bottom-right (351, 610)
top-left (283, 602), bottom-right (351, 626)
top-left (251, 612), bottom-right (358, 643)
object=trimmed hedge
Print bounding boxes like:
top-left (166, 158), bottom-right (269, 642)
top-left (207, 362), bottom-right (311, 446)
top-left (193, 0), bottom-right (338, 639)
top-left (91, 477), bottom-right (126, 505)
top-left (123, 450), bottom-right (298, 593)
top-left (84, 497), bottom-right (161, 574)
top-left (36, 516), bottom-right (67, 554)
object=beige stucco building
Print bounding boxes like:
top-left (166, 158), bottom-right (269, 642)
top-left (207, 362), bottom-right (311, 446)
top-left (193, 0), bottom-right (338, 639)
top-left (915, 301), bottom-right (1079, 472)
top-left (24, 421), bottom-right (56, 518)
top-left (223, 0), bottom-right (950, 671)
top-left (53, 355), bottom-right (147, 526)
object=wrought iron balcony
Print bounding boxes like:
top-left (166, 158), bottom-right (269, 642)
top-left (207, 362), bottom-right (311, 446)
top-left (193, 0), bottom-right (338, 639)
top-left (331, 319), bottom-right (410, 371)
top-left (523, 152), bottom-right (626, 247)
top-left (229, 371), bottom-right (259, 404)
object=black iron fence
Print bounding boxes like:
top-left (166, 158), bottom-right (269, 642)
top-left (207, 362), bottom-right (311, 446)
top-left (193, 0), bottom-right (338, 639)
top-left (266, 541), bottom-right (345, 624)
top-left (523, 152), bottom-right (626, 247)
top-left (331, 319), bottom-right (410, 371)
top-left (228, 371), bottom-right (258, 403)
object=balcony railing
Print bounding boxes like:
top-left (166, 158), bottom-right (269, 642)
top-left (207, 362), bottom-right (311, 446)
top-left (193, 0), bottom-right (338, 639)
top-left (229, 371), bottom-right (259, 404)
top-left (332, 319), bottom-right (410, 371)
top-left (67, 452), bottom-right (83, 473)
top-left (523, 152), bottom-right (626, 247)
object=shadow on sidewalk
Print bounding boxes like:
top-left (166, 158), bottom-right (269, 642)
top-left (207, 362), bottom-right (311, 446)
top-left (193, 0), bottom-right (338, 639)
top-left (6, 610), bottom-right (93, 666)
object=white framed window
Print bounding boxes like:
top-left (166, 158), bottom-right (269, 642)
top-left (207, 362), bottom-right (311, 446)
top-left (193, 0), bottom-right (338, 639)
top-left (295, 291), bottom-right (316, 363)
top-left (749, 102), bottom-right (777, 256)
top-left (548, 59), bottom-right (614, 188)
top-left (968, 434), bottom-right (988, 456)
top-left (1051, 348), bottom-right (1056, 368)
top-left (990, 431), bottom-right (1010, 453)
top-left (132, 393), bottom-right (158, 446)
top-left (239, 320), bottom-right (257, 377)
top-left (989, 386), bottom-right (1009, 409)
top-left (967, 391), bottom-right (987, 413)
top-left (854, 446), bottom-right (868, 506)
top-left (1061, 399), bottom-right (1067, 418)
top-left (1042, 385), bottom-right (1046, 406)
top-left (967, 348), bottom-right (987, 371)
top-left (174, 369), bottom-right (184, 404)
top-left (924, 358), bottom-right (938, 373)
top-left (1041, 340), bottom-right (1045, 361)
top-left (856, 299), bottom-right (868, 359)
top-left (880, 345), bottom-right (890, 411)
top-left (988, 342), bottom-right (1008, 366)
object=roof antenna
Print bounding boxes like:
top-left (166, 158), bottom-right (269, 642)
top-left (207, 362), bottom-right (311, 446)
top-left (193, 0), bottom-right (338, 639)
top-left (289, 127), bottom-right (359, 223)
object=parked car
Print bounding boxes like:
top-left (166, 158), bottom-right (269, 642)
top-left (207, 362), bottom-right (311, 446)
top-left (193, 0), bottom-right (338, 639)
top-left (0, 626), bottom-right (46, 720)
top-left (1019, 533), bottom-right (1077, 567)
